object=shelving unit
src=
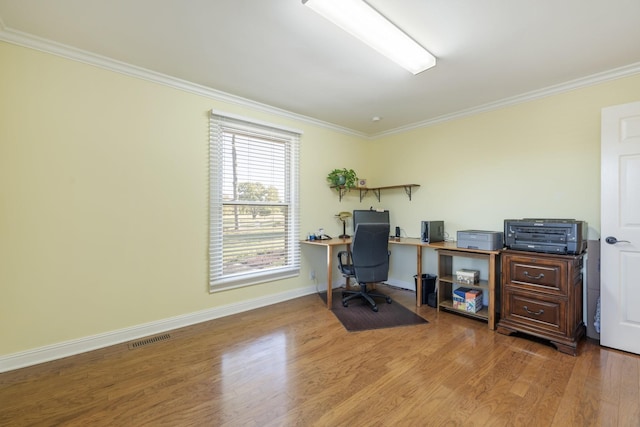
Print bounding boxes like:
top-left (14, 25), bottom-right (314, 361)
top-left (437, 247), bottom-right (501, 330)
top-left (331, 184), bottom-right (420, 202)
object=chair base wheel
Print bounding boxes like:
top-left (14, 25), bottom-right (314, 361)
top-left (340, 285), bottom-right (391, 312)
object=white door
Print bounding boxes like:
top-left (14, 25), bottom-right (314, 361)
top-left (601, 100), bottom-right (640, 355)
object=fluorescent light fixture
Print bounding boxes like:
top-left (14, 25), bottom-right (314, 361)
top-left (303, 0), bottom-right (436, 74)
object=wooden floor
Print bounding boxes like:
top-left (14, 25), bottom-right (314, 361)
top-left (1, 286), bottom-right (639, 426)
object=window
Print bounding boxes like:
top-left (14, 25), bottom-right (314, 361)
top-left (209, 111), bottom-right (300, 292)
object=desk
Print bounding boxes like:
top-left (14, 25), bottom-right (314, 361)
top-left (301, 237), bottom-right (351, 309)
top-left (302, 237), bottom-right (456, 309)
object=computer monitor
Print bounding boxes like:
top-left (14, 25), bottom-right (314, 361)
top-left (352, 209), bottom-right (390, 233)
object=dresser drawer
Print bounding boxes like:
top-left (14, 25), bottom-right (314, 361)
top-left (503, 290), bottom-right (566, 335)
top-left (498, 250), bottom-right (585, 355)
top-left (505, 255), bottom-right (567, 295)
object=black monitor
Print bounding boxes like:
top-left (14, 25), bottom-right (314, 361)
top-left (352, 209), bottom-right (390, 233)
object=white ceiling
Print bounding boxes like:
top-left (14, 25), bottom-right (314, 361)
top-left (1, 0), bottom-right (640, 136)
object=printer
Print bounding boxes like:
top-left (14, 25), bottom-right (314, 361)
top-left (504, 218), bottom-right (587, 255)
top-left (457, 230), bottom-right (504, 250)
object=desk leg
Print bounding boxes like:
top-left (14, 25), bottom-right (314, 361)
top-left (326, 246), bottom-right (333, 309)
top-left (325, 242), bottom-right (350, 310)
top-left (416, 246), bottom-right (422, 307)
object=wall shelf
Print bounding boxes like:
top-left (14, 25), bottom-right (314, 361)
top-left (330, 184), bottom-right (420, 202)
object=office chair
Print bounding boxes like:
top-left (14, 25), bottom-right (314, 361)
top-left (337, 223), bottom-right (392, 312)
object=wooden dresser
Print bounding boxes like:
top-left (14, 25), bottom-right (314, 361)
top-left (497, 250), bottom-right (585, 355)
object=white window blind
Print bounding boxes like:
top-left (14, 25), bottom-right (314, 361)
top-left (209, 111), bottom-right (300, 292)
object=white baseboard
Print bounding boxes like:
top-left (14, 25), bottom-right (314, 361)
top-left (0, 285), bottom-right (317, 373)
top-left (385, 278), bottom-right (415, 291)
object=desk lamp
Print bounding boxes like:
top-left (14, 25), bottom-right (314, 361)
top-left (336, 211), bottom-right (352, 239)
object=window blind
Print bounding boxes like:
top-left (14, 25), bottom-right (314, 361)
top-left (209, 111), bottom-right (300, 292)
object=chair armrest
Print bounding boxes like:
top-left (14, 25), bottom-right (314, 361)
top-left (336, 250), bottom-right (353, 275)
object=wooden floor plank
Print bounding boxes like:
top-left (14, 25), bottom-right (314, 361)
top-left (1, 286), bottom-right (639, 426)
top-left (618, 351), bottom-right (640, 427)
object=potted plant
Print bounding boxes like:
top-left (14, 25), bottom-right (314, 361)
top-left (327, 168), bottom-right (358, 190)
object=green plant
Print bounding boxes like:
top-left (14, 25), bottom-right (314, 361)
top-left (326, 168), bottom-right (358, 190)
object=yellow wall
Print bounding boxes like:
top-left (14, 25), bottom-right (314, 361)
top-left (0, 41), bottom-right (366, 355)
top-left (371, 75), bottom-right (640, 282)
top-left (2, 39), bottom-right (640, 357)
top-left (370, 75), bottom-right (640, 239)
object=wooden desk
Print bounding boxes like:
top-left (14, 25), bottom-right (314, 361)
top-left (394, 240), bottom-right (462, 308)
top-left (302, 237), bottom-right (458, 309)
top-left (301, 237), bottom-right (351, 309)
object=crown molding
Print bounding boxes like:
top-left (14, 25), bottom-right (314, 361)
top-left (1, 24), bottom-right (639, 140)
top-left (374, 61), bottom-right (640, 139)
top-left (0, 26), bottom-right (366, 138)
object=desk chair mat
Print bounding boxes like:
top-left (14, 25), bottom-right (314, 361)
top-left (318, 290), bottom-right (428, 332)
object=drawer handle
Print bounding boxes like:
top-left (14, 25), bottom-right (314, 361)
top-left (523, 305), bottom-right (544, 316)
top-left (523, 271), bottom-right (544, 280)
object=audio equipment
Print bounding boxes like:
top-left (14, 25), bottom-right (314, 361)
top-left (421, 220), bottom-right (444, 243)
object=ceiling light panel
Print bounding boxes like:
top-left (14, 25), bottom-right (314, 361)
top-left (303, 0), bottom-right (436, 74)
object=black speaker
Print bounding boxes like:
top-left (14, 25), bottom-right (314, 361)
top-left (421, 221), bottom-right (444, 243)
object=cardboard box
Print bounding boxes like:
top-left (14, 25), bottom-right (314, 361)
top-left (453, 287), bottom-right (483, 313)
top-left (456, 269), bottom-right (479, 284)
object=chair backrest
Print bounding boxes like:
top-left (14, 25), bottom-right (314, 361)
top-left (351, 223), bottom-right (390, 284)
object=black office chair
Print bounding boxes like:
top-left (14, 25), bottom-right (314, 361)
top-left (337, 223), bottom-right (392, 312)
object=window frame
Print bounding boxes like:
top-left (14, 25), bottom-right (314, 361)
top-left (209, 110), bottom-right (301, 293)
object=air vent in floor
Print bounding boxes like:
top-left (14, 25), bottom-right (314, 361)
top-left (127, 333), bottom-right (171, 350)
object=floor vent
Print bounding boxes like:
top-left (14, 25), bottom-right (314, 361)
top-left (128, 333), bottom-right (171, 350)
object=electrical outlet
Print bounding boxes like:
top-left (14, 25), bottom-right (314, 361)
top-left (310, 270), bottom-right (316, 280)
